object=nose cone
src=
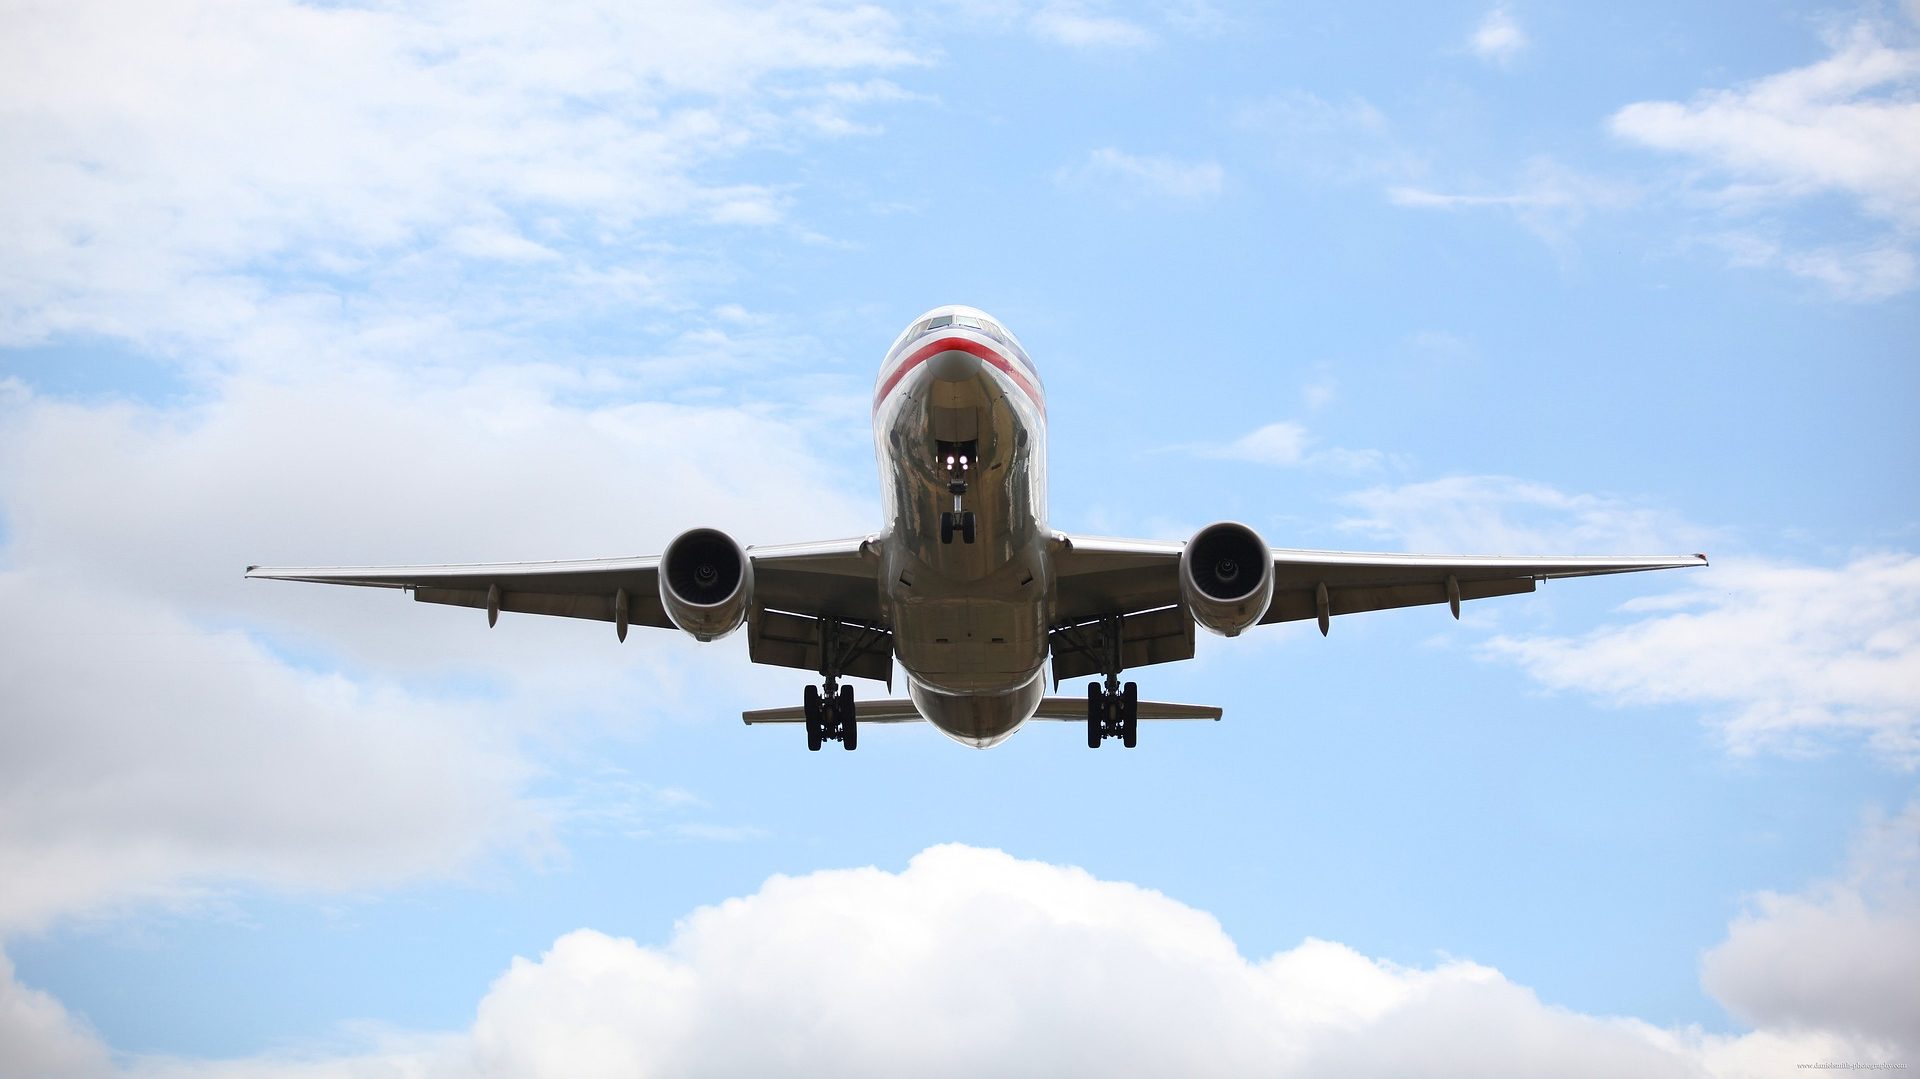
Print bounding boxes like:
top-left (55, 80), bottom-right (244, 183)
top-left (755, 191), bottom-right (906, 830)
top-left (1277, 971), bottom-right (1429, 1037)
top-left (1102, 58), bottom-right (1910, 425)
top-left (927, 348), bottom-right (983, 382)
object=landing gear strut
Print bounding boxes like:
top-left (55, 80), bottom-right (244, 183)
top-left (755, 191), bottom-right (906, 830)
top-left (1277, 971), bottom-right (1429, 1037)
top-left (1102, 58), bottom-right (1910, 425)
top-left (1079, 615), bottom-right (1138, 749)
top-left (804, 680), bottom-right (857, 752)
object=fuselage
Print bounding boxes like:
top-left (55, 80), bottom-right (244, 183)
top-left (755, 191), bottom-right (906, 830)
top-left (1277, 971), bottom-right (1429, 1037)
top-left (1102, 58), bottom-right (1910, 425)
top-left (873, 305), bottom-right (1050, 747)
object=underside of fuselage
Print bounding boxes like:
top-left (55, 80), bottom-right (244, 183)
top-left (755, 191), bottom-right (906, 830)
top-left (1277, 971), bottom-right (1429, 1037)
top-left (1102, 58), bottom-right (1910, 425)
top-left (874, 306), bottom-right (1051, 747)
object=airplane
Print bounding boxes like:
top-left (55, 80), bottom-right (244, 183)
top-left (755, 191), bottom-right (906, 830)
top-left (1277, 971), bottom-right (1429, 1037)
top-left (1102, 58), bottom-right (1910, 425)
top-left (248, 304), bottom-right (1707, 751)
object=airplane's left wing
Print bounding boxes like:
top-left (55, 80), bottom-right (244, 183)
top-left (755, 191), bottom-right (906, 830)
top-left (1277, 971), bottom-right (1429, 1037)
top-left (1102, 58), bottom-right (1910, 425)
top-left (245, 554), bottom-right (675, 628)
top-left (246, 536), bottom-right (885, 652)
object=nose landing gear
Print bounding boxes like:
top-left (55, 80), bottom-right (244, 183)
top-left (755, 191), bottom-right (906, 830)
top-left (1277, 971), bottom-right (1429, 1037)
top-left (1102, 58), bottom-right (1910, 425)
top-left (937, 441), bottom-right (976, 545)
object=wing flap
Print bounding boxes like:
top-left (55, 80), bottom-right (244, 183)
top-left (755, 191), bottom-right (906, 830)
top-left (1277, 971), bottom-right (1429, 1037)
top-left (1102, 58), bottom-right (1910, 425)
top-left (1048, 605), bottom-right (1195, 683)
top-left (747, 609), bottom-right (894, 685)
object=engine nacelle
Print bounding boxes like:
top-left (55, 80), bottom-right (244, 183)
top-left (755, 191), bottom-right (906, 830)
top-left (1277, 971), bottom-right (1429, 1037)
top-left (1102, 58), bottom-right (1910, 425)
top-left (659, 528), bottom-right (753, 642)
top-left (1180, 521), bottom-right (1274, 637)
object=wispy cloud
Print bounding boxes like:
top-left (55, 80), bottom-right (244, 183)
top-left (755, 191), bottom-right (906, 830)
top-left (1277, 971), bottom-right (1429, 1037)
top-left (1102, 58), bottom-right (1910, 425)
top-left (1609, 20), bottom-right (1920, 296)
top-left (0, 0), bottom-right (919, 356)
top-left (1054, 147), bottom-right (1225, 205)
top-left (1235, 91), bottom-right (1424, 183)
top-left (1339, 475), bottom-right (1705, 555)
top-left (1183, 421), bottom-right (1384, 472)
top-left (1030, 1), bottom-right (1153, 49)
top-left (1487, 553), bottom-right (1920, 767)
top-left (1388, 158), bottom-right (1635, 245)
top-left (1469, 7), bottom-right (1529, 65)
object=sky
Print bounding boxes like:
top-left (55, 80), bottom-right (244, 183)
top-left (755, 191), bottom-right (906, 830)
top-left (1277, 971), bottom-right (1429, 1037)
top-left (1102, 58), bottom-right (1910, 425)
top-left (1, 0), bottom-right (1917, 1074)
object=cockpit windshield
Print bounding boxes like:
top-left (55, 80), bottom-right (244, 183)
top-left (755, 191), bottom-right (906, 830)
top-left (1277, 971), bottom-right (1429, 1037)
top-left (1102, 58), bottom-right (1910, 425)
top-left (888, 308), bottom-right (1036, 376)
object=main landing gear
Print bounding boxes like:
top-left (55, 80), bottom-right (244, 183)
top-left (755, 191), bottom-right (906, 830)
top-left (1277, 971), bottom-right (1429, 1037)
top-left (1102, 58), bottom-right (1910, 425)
top-left (938, 441), bottom-right (976, 544)
top-left (1086, 676), bottom-right (1138, 749)
top-left (804, 680), bottom-right (857, 752)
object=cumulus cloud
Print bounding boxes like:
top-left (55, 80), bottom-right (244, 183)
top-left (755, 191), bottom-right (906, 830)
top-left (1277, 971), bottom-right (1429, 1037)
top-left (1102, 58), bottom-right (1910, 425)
top-left (1469, 7), bottom-right (1528, 65)
top-left (1703, 800), bottom-right (1920, 1058)
top-left (1339, 475), bottom-right (1705, 555)
top-left (1, 844), bottom-right (1896, 1077)
top-left (0, 347), bottom-right (874, 925)
top-left (0, 952), bottom-right (112, 1079)
top-left (1054, 147), bottom-right (1225, 205)
top-left (0, 567), bottom-right (548, 930)
top-left (1609, 20), bottom-right (1920, 296)
top-left (1486, 553), bottom-right (1920, 766)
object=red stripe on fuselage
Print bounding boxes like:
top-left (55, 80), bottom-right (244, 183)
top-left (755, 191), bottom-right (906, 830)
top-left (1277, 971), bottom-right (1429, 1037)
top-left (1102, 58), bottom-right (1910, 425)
top-left (873, 335), bottom-right (1046, 416)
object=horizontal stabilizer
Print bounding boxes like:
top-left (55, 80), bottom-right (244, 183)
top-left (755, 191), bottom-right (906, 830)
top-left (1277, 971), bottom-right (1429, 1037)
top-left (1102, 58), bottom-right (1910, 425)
top-left (1031, 697), bottom-right (1222, 721)
top-left (744, 697), bottom-right (1222, 724)
top-left (742, 699), bottom-right (926, 725)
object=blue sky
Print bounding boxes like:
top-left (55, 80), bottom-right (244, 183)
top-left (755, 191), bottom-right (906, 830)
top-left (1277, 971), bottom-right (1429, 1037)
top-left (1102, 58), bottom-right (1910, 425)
top-left (1, 1), bottom-right (1916, 1073)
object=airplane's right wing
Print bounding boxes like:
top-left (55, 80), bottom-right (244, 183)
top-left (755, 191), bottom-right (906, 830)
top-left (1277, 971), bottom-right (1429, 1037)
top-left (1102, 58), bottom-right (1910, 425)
top-left (1050, 533), bottom-right (1705, 677)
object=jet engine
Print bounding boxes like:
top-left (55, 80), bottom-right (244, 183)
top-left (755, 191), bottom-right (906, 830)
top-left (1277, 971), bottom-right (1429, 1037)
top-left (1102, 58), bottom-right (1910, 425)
top-left (659, 528), bottom-right (753, 641)
top-left (1180, 521), bottom-right (1274, 637)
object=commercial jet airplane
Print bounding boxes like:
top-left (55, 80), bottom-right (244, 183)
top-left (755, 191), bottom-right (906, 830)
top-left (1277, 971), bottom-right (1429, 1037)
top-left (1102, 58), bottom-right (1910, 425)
top-left (249, 305), bottom-right (1706, 750)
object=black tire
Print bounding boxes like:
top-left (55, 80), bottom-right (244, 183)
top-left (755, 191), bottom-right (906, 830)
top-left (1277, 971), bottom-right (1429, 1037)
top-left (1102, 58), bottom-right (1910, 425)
top-left (804, 685), bottom-right (822, 751)
top-left (838, 685), bottom-right (857, 751)
top-left (1121, 681), bottom-right (1139, 749)
top-left (961, 513), bottom-right (976, 544)
top-left (940, 513), bottom-right (954, 544)
top-left (1086, 683), bottom-right (1103, 749)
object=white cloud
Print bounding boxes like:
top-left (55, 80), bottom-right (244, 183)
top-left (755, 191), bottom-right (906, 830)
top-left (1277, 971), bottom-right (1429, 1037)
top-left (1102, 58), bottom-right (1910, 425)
top-left (1609, 21), bottom-right (1920, 296)
top-left (2, 844), bottom-right (1894, 1076)
top-left (1339, 475), bottom-right (1705, 555)
top-left (1610, 24), bottom-right (1920, 228)
top-left (1702, 800), bottom-right (1920, 1058)
top-left (1055, 147), bottom-right (1225, 204)
top-left (1486, 553), bottom-right (1920, 766)
top-left (0, 0), bottom-right (916, 354)
top-left (1469, 7), bottom-right (1528, 65)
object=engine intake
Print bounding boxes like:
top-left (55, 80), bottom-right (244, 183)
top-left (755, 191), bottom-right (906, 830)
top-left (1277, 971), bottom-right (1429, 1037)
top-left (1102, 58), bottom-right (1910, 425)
top-left (659, 528), bottom-right (752, 641)
top-left (1180, 521), bottom-right (1274, 637)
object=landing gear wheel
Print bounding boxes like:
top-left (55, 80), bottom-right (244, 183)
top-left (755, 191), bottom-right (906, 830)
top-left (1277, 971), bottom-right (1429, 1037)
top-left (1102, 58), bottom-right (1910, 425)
top-left (960, 512), bottom-right (976, 544)
top-left (940, 512), bottom-right (955, 545)
top-left (838, 684), bottom-right (858, 751)
top-left (1121, 681), bottom-right (1139, 749)
top-left (803, 684), bottom-right (822, 752)
top-left (1086, 683), bottom-right (1103, 749)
